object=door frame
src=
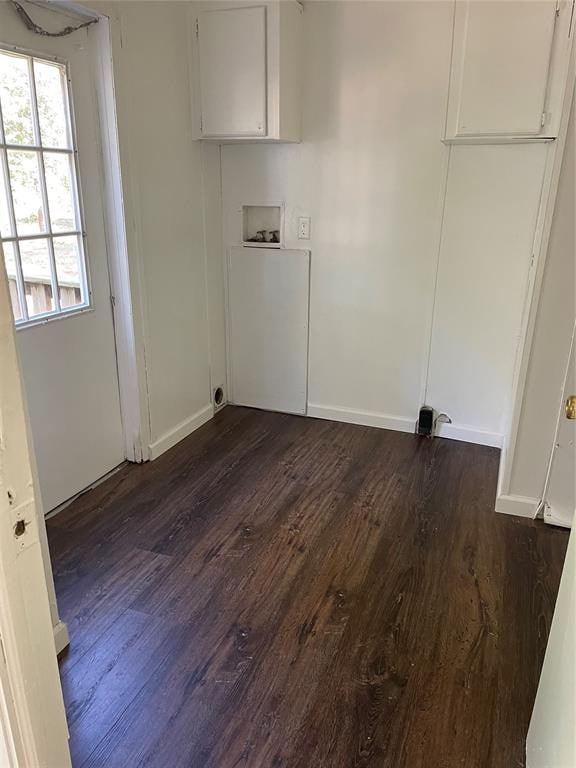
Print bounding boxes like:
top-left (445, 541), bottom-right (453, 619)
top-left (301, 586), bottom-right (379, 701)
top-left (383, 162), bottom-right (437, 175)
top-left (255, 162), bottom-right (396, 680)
top-left (541, 321), bottom-right (576, 527)
top-left (0, 242), bottom-right (71, 766)
top-left (496, 27), bottom-right (576, 516)
top-left (89, 9), bottom-right (151, 463)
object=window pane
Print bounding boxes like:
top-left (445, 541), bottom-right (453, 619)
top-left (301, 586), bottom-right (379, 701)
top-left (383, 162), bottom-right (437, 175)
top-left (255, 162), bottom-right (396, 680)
top-left (0, 52), bottom-right (88, 326)
top-left (0, 52), bottom-right (34, 145)
top-left (44, 152), bottom-right (76, 232)
top-left (33, 60), bottom-right (70, 149)
top-left (0, 163), bottom-right (13, 238)
top-left (1, 241), bottom-right (23, 320)
top-left (8, 150), bottom-right (47, 236)
top-left (19, 238), bottom-right (54, 316)
top-left (53, 235), bottom-right (83, 308)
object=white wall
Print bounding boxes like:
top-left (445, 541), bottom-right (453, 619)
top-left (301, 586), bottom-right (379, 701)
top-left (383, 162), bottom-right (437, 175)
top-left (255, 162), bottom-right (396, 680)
top-left (427, 142), bottom-right (548, 447)
top-left (507, 101), bottom-right (575, 503)
top-left (219, 1), bottom-right (551, 445)
top-left (222, 0), bottom-right (454, 431)
top-left (527, 527), bottom-right (576, 767)
top-left (96, 1), bottom-right (214, 458)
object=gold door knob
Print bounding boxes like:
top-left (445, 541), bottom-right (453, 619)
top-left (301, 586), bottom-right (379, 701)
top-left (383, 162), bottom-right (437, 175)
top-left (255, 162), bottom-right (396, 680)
top-left (566, 395), bottom-right (576, 420)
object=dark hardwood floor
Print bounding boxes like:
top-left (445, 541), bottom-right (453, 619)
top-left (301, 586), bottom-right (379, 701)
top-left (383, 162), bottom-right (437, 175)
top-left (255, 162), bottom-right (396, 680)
top-left (47, 406), bottom-right (569, 768)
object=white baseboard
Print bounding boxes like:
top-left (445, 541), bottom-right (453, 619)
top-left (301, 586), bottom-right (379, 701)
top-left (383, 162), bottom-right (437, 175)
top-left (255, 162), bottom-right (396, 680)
top-left (307, 404), bottom-right (503, 449)
top-left (53, 620), bottom-right (69, 656)
top-left (495, 493), bottom-right (540, 518)
top-left (45, 462), bottom-right (126, 520)
top-left (435, 422), bottom-right (502, 448)
top-left (149, 404), bottom-right (214, 460)
top-left (543, 504), bottom-right (573, 528)
top-left (307, 404), bottom-right (415, 433)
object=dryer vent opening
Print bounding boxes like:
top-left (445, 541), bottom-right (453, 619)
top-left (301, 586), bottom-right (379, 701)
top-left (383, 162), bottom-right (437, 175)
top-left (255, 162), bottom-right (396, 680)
top-left (213, 387), bottom-right (224, 408)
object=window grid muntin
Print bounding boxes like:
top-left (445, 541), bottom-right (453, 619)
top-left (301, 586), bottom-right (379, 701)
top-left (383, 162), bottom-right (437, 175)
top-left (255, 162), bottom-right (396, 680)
top-left (0, 47), bottom-right (89, 325)
top-left (28, 56), bottom-right (60, 312)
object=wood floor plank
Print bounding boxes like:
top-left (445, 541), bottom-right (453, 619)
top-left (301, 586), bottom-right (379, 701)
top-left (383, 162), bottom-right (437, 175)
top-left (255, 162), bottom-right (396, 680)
top-left (47, 407), bottom-right (569, 768)
top-left (60, 608), bottom-right (175, 766)
top-left (55, 546), bottom-right (172, 661)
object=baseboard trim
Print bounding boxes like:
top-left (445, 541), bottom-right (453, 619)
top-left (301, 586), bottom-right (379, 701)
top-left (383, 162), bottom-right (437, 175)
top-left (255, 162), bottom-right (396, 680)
top-left (307, 404), bottom-right (503, 448)
top-left (307, 404), bottom-right (415, 434)
top-left (149, 404), bottom-right (214, 460)
top-left (543, 504), bottom-right (573, 528)
top-left (53, 620), bottom-right (69, 656)
top-left (435, 422), bottom-right (502, 448)
top-left (495, 493), bottom-right (540, 518)
top-left (45, 462), bottom-right (127, 520)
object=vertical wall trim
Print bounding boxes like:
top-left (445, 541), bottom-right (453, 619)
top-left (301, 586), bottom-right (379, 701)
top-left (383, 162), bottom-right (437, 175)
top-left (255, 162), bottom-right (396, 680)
top-left (91, 10), bottom-right (153, 461)
top-left (201, 143), bottom-right (216, 403)
top-left (419, 0), bottom-right (456, 409)
top-left (497, 42), bottom-right (576, 507)
top-left (419, 144), bottom-right (453, 408)
top-left (538, 320), bottom-right (576, 518)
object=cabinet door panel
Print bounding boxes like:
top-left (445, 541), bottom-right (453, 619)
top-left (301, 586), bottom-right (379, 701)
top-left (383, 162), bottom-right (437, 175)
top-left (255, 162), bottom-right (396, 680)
top-left (198, 6), bottom-right (267, 137)
top-left (228, 247), bottom-right (309, 415)
top-left (447, 0), bottom-right (558, 138)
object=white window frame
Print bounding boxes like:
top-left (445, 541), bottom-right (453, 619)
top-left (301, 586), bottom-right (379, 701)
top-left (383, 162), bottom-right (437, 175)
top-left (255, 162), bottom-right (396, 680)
top-left (0, 43), bottom-right (91, 328)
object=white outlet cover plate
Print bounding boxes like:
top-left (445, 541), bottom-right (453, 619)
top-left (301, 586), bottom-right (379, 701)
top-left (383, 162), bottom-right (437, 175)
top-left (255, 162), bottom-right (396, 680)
top-left (298, 216), bottom-right (311, 239)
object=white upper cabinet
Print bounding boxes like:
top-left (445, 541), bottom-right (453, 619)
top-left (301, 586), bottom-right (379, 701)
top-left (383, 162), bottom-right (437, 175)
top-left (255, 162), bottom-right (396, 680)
top-left (193, 1), bottom-right (303, 141)
top-left (445, 0), bottom-right (574, 140)
top-left (198, 6), bottom-right (267, 137)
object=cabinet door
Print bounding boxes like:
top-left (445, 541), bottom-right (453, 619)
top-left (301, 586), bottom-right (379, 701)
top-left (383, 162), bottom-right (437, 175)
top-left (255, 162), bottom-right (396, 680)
top-left (198, 6), bottom-right (267, 137)
top-left (446, 0), bottom-right (559, 138)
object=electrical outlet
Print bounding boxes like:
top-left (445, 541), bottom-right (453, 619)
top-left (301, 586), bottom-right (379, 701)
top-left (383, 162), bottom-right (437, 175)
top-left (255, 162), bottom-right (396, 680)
top-left (298, 216), bottom-right (311, 240)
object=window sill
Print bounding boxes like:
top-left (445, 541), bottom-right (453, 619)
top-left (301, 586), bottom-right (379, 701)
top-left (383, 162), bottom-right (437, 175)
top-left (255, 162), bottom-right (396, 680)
top-left (15, 304), bottom-right (94, 331)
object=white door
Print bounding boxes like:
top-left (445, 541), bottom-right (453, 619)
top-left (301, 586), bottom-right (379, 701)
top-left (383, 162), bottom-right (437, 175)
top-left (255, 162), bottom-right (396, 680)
top-left (543, 324), bottom-right (576, 528)
top-left (0, 5), bottom-right (124, 512)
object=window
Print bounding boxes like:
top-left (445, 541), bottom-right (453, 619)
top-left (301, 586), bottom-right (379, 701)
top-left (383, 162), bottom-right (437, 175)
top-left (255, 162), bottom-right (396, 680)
top-left (0, 48), bottom-right (89, 325)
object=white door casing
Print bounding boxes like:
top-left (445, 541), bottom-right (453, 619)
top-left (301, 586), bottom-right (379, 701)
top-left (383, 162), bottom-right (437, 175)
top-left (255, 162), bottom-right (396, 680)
top-left (0, 241), bottom-right (71, 766)
top-left (526, 525), bottom-right (575, 766)
top-left (543, 323), bottom-right (576, 528)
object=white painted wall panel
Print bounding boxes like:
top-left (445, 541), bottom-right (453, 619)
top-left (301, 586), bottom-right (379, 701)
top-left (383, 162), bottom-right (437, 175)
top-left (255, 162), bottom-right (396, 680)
top-left (218, 2), bottom-right (558, 448)
top-left (228, 246), bottom-right (309, 414)
top-left (97, 1), bottom-right (213, 455)
top-left (221, 0), bottom-right (454, 428)
top-left (427, 143), bottom-right (548, 442)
